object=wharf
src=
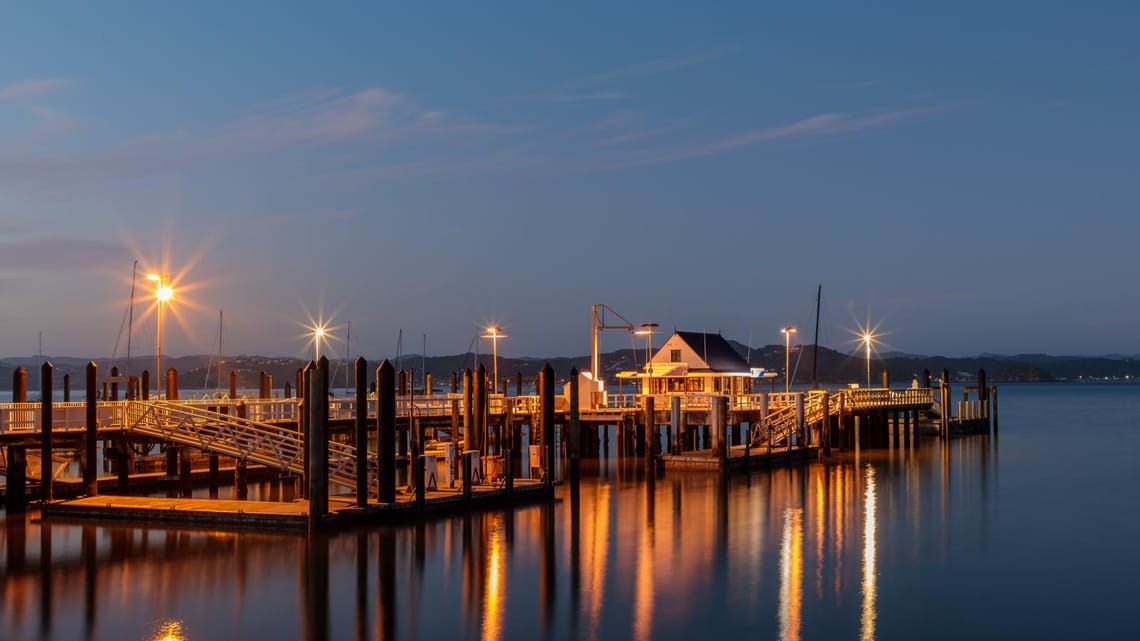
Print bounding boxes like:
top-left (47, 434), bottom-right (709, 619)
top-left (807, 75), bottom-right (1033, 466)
top-left (660, 444), bottom-right (818, 471)
top-left (42, 479), bottom-right (551, 531)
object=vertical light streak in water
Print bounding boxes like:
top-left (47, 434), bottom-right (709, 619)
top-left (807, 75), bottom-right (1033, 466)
top-left (482, 514), bottom-right (506, 641)
top-left (778, 507), bottom-right (804, 641)
top-left (860, 465), bottom-right (878, 641)
top-left (814, 466), bottom-right (826, 598)
top-left (832, 466), bottom-right (846, 598)
top-left (586, 484), bottom-right (612, 641)
top-left (633, 486), bottom-right (655, 641)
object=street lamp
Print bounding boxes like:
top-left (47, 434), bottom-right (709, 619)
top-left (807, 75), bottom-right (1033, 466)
top-left (862, 332), bottom-right (874, 388)
top-left (146, 273), bottom-right (173, 396)
top-left (781, 326), bottom-right (796, 393)
top-left (312, 324), bottom-right (328, 362)
top-left (635, 323), bottom-right (659, 395)
top-left (481, 326), bottom-right (507, 393)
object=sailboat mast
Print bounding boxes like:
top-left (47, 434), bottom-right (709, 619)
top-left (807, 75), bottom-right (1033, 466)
top-left (811, 284), bottom-right (821, 389)
top-left (126, 260), bottom-right (137, 379)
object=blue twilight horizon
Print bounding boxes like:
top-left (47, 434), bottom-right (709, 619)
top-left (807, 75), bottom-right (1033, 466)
top-left (1, 1), bottom-right (1138, 361)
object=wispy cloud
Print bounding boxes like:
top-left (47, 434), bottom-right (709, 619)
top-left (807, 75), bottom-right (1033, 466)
top-left (610, 106), bottom-right (941, 168)
top-left (504, 91), bottom-right (629, 104)
top-left (0, 237), bottom-right (127, 271)
top-left (0, 78), bottom-right (72, 101)
top-left (595, 123), bottom-right (684, 146)
top-left (570, 46), bottom-right (737, 87)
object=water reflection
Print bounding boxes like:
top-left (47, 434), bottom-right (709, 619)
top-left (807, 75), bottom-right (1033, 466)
top-left (148, 619), bottom-right (187, 641)
top-left (0, 434), bottom-right (1002, 641)
top-left (860, 465), bottom-right (877, 641)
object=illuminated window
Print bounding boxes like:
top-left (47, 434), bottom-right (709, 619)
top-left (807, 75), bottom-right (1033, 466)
top-left (670, 349), bottom-right (682, 363)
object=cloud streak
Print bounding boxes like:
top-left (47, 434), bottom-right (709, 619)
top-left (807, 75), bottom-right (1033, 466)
top-left (0, 78), bottom-right (72, 101)
top-left (504, 91), bottom-right (629, 104)
top-left (610, 107), bottom-right (941, 168)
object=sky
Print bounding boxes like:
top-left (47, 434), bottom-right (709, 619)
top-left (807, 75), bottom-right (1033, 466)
top-left (1, 1), bottom-right (1138, 361)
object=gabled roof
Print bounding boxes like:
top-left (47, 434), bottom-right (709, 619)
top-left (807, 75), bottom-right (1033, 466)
top-left (673, 331), bottom-right (750, 372)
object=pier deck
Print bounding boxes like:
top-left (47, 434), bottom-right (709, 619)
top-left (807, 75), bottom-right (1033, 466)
top-left (43, 478), bottom-right (550, 531)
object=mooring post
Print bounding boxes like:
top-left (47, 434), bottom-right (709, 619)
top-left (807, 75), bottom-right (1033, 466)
top-left (425, 373), bottom-right (433, 397)
top-left (820, 392), bottom-right (831, 457)
top-left (978, 369), bottom-right (987, 403)
top-left (40, 362), bottom-right (53, 502)
top-left (165, 368), bottom-right (178, 400)
top-left (462, 450), bottom-right (473, 502)
top-left (881, 367), bottom-right (890, 390)
top-left (308, 357), bottom-right (330, 524)
top-left (284, 382), bottom-right (292, 398)
top-left (569, 368), bottom-right (581, 483)
top-left (377, 360), bottom-right (396, 503)
top-left (301, 362), bottom-right (313, 498)
top-left (990, 386), bottom-right (999, 434)
top-left (229, 371), bottom-right (238, 400)
top-left (541, 363), bottom-right (555, 491)
top-left (13, 367), bottom-right (27, 403)
top-left (141, 370), bottom-right (150, 401)
top-left (462, 368), bottom-right (474, 453)
top-left (474, 364), bottom-right (487, 454)
top-left (354, 357), bottom-right (368, 508)
top-left (516, 372), bottom-right (523, 397)
top-left (63, 374), bottom-right (71, 402)
top-left (795, 392), bottom-right (805, 447)
top-left (5, 446), bottom-right (27, 512)
top-left (716, 396), bottom-right (729, 466)
top-left (110, 366), bottom-right (119, 401)
top-left (179, 448), bottom-right (192, 497)
top-left (260, 371), bottom-right (272, 399)
top-left (643, 395), bottom-right (656, 459)
top-left (235, 461), bottom-right (248, 500)
top-left (940, 369), bottom-right (951, 438)
top-left (84, 362), bottom-right (98, 496)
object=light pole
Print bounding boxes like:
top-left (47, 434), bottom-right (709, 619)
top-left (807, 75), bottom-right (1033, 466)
top-left (635, 323), bottom-right (659, 395)
top-left (313, 325), bottom-right (326, 362)
top-left (863, 332), bottom-right (873, 388)
top-left (481, 326), bottom-right (507, 392)
top-left (146, 273), bottom-right (173, 395)
top-left (782, 326), bottom-right (796, 393)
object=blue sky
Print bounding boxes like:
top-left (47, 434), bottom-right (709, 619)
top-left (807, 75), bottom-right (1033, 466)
top-left (1, 1), bottom-right (1138, 360)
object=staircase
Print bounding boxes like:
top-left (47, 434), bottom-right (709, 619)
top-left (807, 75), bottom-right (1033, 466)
top-left (125, 401), bottom-right (377, 495)
top-left (749, 392), bottom-right (843, 449)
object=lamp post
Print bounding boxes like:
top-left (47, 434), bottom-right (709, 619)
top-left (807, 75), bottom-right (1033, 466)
top-left (862, 332), bottom-right (873, 388)
top-left (313, 325), bottom-right (326, 362)
top-left (146, 273), bottom-right (173, 396)
top-left (635, 323), bottom-right (659, 395)
top-left (782, 326), bottom-right (796, 394)
top-left (481, 326), bottom-right (507, 392)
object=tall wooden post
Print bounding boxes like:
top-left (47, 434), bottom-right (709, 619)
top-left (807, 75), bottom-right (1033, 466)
top-left (569, 368), bottom-right (580, 484)
top-left (795, 392), bottom-right (805, 446)
top-left (881, 367), bottom-right (890, 390)
top-left (462, 368), bottom-right (474, 453)
top-left (474, 364), bottom-right (487, 454)
top-left (110, 366), bottom-right (119, 401)
top-left (978, 369), bottom-right (988, 403)
top-left (84, 362), bottom-right (98, 496)
top-left (301, 362), bottom-right (313, 498)
top-left (990, 386), bottom-right (999, 434)
top-left (516, 372), bottom-right (523, 397)
top-left (308, 357), bottom-right (329, 524)
top-left (377, 360), bottom-right (396, 503)
top-left (63, 374), bottom-right (71, 402)
top-left (230, 371), bottom-right (238, 399)
top-left (40, 362), bottom-right (54, 502)
top-left (260, 371), bottom-right (272, 399)
top-left (820, 392), bottom-right (831, 457)
top-left (165, 368), bottom-right (178, 400)
top-left (940, 369), bottom-right (951, 438)
top-left (541, 363), bottom-right (555, 490)
top-left (643, 395), bottom-right (656, 458)
top-left (5, 446), bottom-right (26, 512)
top-left (670, 395), bottom-right (682, 455)
top-left (141, 370), bottom-right (150, 401)
top-left (354, 357), bottom-right (368, 507)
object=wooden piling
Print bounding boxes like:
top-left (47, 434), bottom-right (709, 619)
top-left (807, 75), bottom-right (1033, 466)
top-left (474, 364), bottom-right (487, 453)
top-left (377, 360), bottom-right (396, 503)
top-left (235, 461), bottom-right (248, 499)
top-left (84, 362), bottom-right (98, 496)
top-left (301, 362), bottom-right (313, 497)
top-left (881, 367), bottom-right (890, 390)
top-left (166, 368), bottom-right (178, 400)
top-left (643, 395), bottom-right (655, 458)
top-left (259, 371), bottom-right (272, 399)
top-left (715, 396), bottom-right (728, 466)
top-left (462, 368), bottom-right (474, 454)
top-left (991, 386), bottom-right (999, 434)
top-left (5, 446), bottom-right (26, 512)
top-left (110, 366), bottom-right (120, 401)
top-left (354, 357), bottom-right (368, 507)
top-left (670, 396), bottom-right (681, 454)
top-left (141, 370), bottom-right (150, 401)
top-left (540, 362), bottom-right (554, 490)
top-left (63, 374), bottom-right (71, 402)
top-left (516, 372), bottom-right (523, 397)
top-left (569, 368), bottom-right (581, 461)
top-left (13, 367), bottom-right (27, 403)
top-left (40, 362), bottom-right (53, 502)
top-left (308, 357), bottom-right (330, 523)
top-left (179, 448), bottom-right (192, 497)
top-left (820, 392), bottom-right (831, 457)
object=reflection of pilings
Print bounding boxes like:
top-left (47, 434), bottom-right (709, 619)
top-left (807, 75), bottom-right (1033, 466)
top-left (82, 525), bottom-right (96, 641)
top-left (354, 531), bottom-right (367, 641)
top-left (303, 534), bottom-right (329, 641)
top-left (39, 521), bottom-right (52, 638)
top-left (569, 470), bottom-right (582, 636)
top-left (541, 502), bottom-right (556, 637)
top-left (377, 527), bottom-right (397, 641)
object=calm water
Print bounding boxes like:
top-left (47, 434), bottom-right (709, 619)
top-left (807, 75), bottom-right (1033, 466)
top-left (2, 383), bottom-right (1139, 640)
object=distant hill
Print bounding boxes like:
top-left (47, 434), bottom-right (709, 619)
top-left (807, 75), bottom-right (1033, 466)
top-left (3, 342), bottom-right (1140, 392)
